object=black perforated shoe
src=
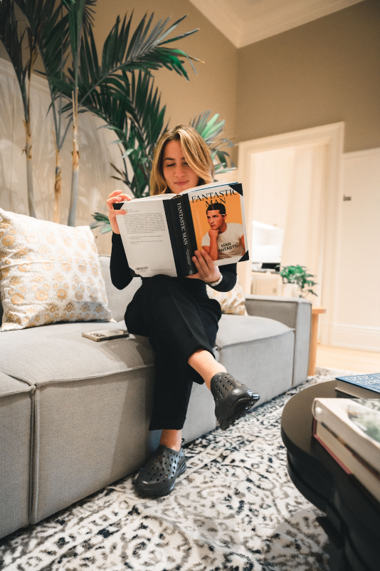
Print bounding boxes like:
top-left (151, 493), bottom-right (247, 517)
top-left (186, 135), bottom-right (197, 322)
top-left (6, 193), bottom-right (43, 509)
top-left (211, 372), bottom-right (260, 430)
top-left (134, 445), bottom-right (187, 498)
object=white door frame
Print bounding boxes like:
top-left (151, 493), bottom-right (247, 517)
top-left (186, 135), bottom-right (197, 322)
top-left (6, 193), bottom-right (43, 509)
top-left (238, 122), bottom-right (345, 346)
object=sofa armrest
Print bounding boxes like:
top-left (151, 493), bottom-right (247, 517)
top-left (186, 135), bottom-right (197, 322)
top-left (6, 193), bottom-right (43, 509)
top-left (245, 295), bottom-right (312, 386)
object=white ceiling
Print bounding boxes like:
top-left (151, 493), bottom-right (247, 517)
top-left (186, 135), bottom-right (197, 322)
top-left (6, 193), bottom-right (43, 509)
top-left (188, 0), bottom-right (365, 48)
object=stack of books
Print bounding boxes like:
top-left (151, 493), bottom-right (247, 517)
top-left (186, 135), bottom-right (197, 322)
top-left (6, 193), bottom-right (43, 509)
top-left (312, 389), bottom-right (380, 502)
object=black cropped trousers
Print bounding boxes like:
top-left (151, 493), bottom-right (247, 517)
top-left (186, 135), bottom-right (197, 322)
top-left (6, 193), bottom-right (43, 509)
top-left (125, 275), bottom-right (221, 431)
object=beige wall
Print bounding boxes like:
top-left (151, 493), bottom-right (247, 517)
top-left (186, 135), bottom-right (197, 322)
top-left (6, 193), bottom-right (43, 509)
top-left (236, 0), bottom-right (380, 152)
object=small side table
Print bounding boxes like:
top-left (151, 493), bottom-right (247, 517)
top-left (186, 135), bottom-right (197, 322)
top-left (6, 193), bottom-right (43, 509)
top-left (308, 307), bottom-right (326, 376)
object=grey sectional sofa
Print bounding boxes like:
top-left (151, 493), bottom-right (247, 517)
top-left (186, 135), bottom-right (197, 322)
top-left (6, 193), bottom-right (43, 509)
top-left (0, 255), bottom-right (312, 539)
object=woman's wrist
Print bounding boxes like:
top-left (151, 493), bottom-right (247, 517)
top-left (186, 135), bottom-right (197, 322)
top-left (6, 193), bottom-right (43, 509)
top-left (207, 274), bottom-right (223, 287)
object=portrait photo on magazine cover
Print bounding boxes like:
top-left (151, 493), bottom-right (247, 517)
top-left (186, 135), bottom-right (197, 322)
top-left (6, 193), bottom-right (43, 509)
top-left (189, 186), bottom-right (247, 262)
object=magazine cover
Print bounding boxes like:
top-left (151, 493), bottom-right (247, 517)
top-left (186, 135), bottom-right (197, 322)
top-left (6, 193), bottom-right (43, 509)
top-left (188, 183), bottom-right (249, 266)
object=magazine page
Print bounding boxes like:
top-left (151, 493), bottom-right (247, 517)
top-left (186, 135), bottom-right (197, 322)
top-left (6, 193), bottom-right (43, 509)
top-left (116, 198), bottom-right (177, 278)
top-left (187, 183), bottom-right (249, 266)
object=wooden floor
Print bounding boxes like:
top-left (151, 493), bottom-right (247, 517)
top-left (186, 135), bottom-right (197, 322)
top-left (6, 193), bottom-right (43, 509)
top-left (316, 345), bottom-right (380, 373)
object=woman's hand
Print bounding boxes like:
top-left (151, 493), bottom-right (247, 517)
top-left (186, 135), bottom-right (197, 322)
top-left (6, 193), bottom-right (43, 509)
top-left (187, 249), bottom-right (221, 283)
top-left (106, 190), bottom-right (132, 234)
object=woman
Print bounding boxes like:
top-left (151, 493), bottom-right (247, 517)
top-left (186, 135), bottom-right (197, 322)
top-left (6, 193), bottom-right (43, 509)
top-left (107, 125), bottom-right (260, 498)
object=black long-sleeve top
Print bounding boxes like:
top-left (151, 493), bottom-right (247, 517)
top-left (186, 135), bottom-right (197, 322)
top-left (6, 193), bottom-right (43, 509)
top-left (110, 233), bottom-right (237, 301)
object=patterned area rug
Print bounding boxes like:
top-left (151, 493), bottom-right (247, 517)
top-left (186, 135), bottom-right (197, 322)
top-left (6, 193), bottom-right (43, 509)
top-left (0, 368), bottom-right (346, 571)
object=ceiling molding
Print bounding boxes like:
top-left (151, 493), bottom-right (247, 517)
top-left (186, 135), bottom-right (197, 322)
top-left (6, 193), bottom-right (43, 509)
top-left (189, 0), bottom-right (365, 48)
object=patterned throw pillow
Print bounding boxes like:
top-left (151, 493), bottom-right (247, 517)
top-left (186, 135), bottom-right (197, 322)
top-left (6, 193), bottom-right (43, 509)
top-left (206, 277), bottom-right (247, 315)
top-left (0, 209), bottom-right (112, 331)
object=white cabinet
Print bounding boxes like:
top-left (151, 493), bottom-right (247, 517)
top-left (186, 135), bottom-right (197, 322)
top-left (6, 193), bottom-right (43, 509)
top-left (251, 272), bottom-right (282, 296)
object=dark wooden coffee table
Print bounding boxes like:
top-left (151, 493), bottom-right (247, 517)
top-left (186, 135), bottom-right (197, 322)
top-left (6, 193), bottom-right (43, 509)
top-left (281, 380), bottom-right (380, 571)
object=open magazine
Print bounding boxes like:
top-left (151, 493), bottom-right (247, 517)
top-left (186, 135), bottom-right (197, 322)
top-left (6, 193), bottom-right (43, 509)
top-left (115, 181), bottom-right (249, 278)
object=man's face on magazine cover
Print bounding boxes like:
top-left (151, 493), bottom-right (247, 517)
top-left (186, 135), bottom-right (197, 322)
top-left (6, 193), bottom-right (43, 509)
top-left (207, 209), bottom-right (226, 231)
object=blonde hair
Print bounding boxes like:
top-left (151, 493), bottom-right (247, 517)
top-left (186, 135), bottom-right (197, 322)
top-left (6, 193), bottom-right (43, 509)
top-left (150, 125), bottom-right (215, 195)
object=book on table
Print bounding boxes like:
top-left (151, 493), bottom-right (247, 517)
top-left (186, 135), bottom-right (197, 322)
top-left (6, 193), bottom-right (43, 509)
top-left (312, 397), bottom-right (380, 502)
top-left (115, 181), bottom-right (249, 278)
top-left (335, 373), bottom-right (380, 399)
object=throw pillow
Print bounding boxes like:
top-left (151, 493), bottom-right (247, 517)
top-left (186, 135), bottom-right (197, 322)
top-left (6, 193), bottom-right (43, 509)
top-left (0, 209), bottom-right (112, 331)
top-left (206, 277), bottom-right (247, 315)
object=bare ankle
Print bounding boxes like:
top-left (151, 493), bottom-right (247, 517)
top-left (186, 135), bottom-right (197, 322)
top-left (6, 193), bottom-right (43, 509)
top-left (188, 350), bottom-right (226, 390)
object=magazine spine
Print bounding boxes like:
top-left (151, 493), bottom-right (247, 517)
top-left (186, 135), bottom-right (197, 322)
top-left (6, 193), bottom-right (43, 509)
top-left (180, 196), bottom-right (198, 274)
top-left (163, 200), bottom-right (195, 277)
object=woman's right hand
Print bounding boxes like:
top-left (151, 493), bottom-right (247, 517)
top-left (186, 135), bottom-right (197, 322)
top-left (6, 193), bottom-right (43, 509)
top-left (106, 190), bottom-right (132, 234)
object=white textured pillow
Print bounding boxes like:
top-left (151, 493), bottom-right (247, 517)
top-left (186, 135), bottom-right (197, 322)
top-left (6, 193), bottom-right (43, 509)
top-left (206, 278), bottom-right (247, 315)
top-left (0, 209), bottom-right (112, 331)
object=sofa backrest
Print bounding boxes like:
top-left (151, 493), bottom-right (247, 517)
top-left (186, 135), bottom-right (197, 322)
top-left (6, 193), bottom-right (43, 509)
top-left (99, 254), bottom-right (142, 322)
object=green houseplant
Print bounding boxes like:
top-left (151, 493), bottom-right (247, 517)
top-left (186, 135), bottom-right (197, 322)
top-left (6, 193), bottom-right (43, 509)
top-left (280, 265), bottom-right (317, 298)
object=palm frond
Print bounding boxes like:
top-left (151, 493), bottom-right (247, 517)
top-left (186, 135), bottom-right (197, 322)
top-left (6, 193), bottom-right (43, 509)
top-left (72, 13), bottom-right (199, 110)
top-left (81, 0), bottom-right (96, 32)
top-left (15, 0), bottom-right (72, 148)
top-left (14, 0), bottom-right (56, 43)
top-left (129, 71), bottom-right (167, 152)
top-left (62, 0), bottom-right (87, 87)
top-left (0, 0), bottom-right (28, 117)
top-left (190, 110), bottom-right (236, 173)
top-left (112, 71), bottom-right (168, 196)
top-left (89, 212), bottom-right (111, 233)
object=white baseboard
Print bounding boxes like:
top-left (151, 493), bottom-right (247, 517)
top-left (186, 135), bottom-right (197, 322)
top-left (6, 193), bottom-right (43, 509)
top-left (330, 324), bottom-right (380, 352)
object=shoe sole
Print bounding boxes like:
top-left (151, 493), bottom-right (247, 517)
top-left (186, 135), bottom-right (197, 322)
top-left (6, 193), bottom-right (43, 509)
top-left (217, 391), bottom-right (260, 431)
top-left (134, 457), bottom-right (187, 498)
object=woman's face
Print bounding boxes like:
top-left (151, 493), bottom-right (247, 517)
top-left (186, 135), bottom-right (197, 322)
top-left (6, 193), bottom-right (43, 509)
top-left (162, 139), bottom-right (200, 194)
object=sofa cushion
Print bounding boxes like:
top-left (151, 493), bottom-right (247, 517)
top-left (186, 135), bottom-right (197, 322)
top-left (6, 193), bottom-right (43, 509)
top-left (0, 372), bottom-right (33, 538)
top-left (0, 209), bottom-right (112, 331)
top-left (216, 313), bottom-right (291, 345)
top-left (0, 321), bottom-right (154, 385)
top-left (0, 313), bottom-right (292, 387)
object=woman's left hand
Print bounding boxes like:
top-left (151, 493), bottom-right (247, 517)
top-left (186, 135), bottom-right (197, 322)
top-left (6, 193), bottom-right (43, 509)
top-left (187, 249), bottom-right (221, 283)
